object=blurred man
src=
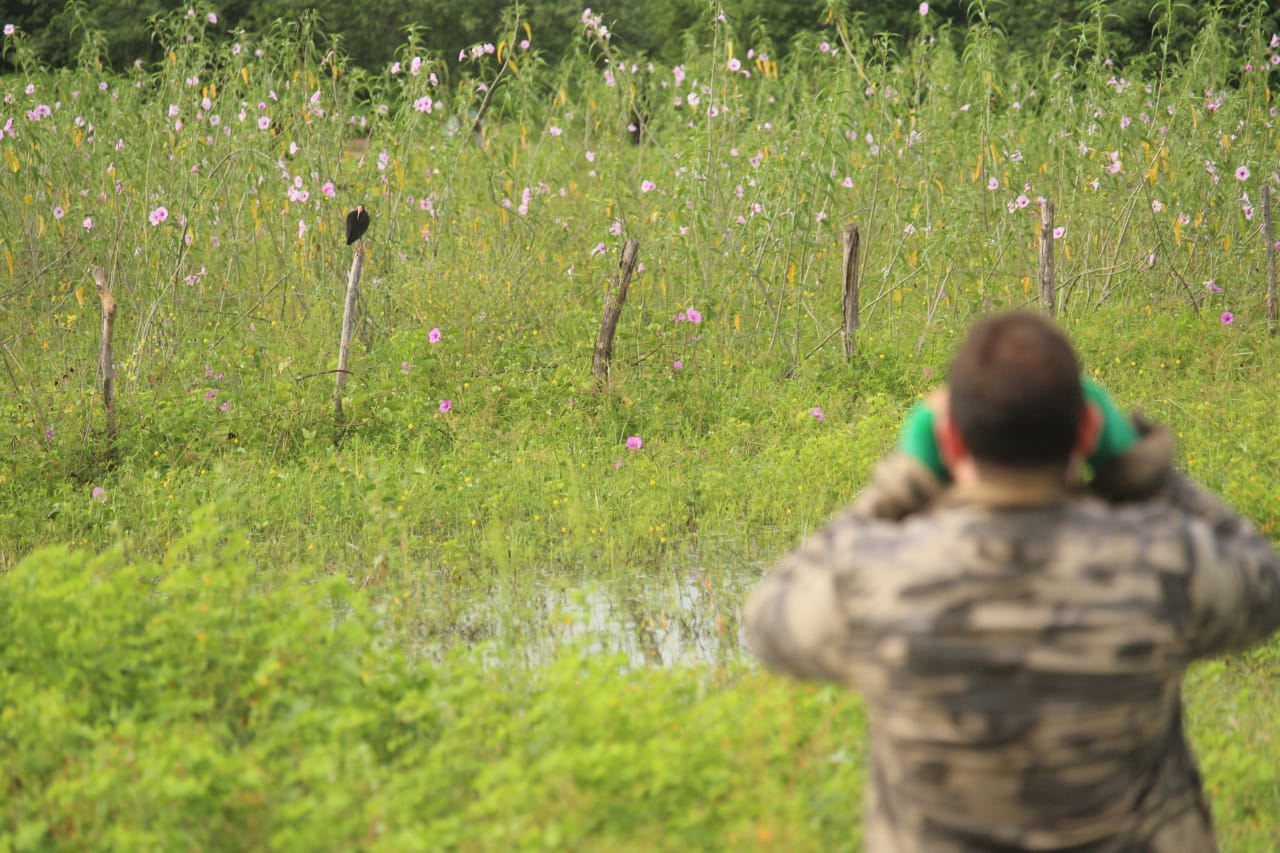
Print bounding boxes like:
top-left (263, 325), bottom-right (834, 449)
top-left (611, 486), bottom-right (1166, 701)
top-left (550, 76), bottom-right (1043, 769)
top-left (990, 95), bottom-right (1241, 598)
top-left (745, 311), bottom-right (1280, 851)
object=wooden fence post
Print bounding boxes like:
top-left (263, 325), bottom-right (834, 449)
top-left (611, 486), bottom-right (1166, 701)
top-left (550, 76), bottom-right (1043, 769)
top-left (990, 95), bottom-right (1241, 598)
top-left (1265, 186), bottom-right (1277, 336)
top-left (1039, 199), bottom-right (1056, 316)
top-left (334, 250), bottom-right (364, 417)
top-left (592, 238), bottom-right (640, 382)
top-left (842, 224), bottom-right (861, 355)
top-left (89, 265), bottom-right (117, 449)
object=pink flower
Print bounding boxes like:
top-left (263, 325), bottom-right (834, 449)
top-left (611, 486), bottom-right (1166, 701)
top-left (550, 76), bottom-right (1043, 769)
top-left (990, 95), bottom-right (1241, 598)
top-left (1053, 226), bottom-right (1065, 239)
top-left (919, 2), bottom-right (929, 15)
top-left (148, 206), bottom-right (168, 226)
top-left (428, 327), bottom-right (442, 343)
top-left (439, 399), bottom-right (452, 413)
top-left (673, 360), bottom-right (683, 371)
top-left (400, 362), bottom-right (411, 374)
top-left (207, 12), bottom-right (217, 24)
top-left (321, 181), bottom-right (336, 198)
top-left (640, 180), bottom-right (656, 192)
top-left (83, 217), bottom-right (93, 230)
top-left (626, 436), bottom-right (643, 450)
top-left (811, 406), bottom-right (825, 422)
top-left (1221, 311), bottom-right (1234, 325)
top-left (1205, 280), bottom-right (1222, 293)
top-left (1016, 195), bottom-right (1030, 208)
top-left (91, 486), bottom-right (107, 501)
top-left (685, 308), bottom-right (702, 324)
top-left (1235, 165), bottom-right (1250, 181)
top-left (52, 206), bottom-right (64, 220)
top-left (987, 177), bottom-right (999, 190)
top-left (258, 115), bottom-right (271, 130)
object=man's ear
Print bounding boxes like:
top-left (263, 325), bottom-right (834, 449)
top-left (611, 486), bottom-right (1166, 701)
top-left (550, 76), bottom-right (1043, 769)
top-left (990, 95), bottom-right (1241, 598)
top-left (1076, 401), bottom-right (1103, 459)
top-left (936, 412), bottom-right (968, 471)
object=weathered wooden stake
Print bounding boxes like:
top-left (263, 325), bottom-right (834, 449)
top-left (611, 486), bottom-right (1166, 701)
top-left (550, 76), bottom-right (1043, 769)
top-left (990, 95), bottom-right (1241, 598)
top-left (89, 265), bottom-right (117, 447)
top-left (841, 224), bottom-right (861, 355)
top-left (1039, 199), bottom-right (1056, 316)
top-left (592, 237), bottom-right (640, 382)
top-left (334, 249), bottom-right (364, 417)
top-left (1265, 186), bottom-right (1277, 336)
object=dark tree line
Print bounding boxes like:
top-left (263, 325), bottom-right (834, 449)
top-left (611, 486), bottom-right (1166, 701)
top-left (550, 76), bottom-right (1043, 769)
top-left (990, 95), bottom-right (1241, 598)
top-left (1, 0), bottom-right (1275, 73)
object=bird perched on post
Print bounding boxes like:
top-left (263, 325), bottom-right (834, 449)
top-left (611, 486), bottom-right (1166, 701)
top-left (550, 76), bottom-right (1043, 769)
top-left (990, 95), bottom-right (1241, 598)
top-left (345, 204), bottom-right (370, 250)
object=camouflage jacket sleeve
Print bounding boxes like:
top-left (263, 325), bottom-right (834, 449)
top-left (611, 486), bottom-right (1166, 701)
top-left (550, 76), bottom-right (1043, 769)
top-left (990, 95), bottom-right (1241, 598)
top-left (743, 452), bottom-right (943, 680)
top-left (1163, 472), bottom-right (1280, 657)
top-left (1092, 416), bottom-right (1280, 656)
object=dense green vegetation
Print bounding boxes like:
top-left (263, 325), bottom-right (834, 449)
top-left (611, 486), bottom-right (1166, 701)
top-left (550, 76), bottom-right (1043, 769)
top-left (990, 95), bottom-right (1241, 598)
top-left (5, 0), bottom-right (1278, 73)
top-left (2, 1), bottom-right (1279, 848)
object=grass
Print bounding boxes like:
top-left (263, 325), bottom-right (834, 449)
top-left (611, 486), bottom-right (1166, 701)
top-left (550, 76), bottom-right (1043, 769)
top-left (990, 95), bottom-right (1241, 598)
top-left (2, 1), bottom-right (1279, 848)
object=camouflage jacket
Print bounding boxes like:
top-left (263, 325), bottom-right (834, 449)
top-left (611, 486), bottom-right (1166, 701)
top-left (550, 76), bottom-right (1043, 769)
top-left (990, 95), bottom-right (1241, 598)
top-left (745, 422), bottom-right (1280, 852)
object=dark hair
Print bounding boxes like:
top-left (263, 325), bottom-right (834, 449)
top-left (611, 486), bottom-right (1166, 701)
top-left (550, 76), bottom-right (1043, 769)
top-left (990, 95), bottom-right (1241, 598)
top-left (948, 311), bottom-right (1083, 467)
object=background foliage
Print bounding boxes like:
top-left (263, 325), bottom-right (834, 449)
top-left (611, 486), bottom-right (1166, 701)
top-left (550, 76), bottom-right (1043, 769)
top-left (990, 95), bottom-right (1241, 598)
top-left (2, 0), bottom-right (1280, 848)
top-left (3, 0), bottom-right (1276, 73)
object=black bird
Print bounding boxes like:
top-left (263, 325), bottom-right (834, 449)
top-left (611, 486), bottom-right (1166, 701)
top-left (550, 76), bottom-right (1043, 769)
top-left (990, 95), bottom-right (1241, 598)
top-left (345, 204), bottom-right (370, 248)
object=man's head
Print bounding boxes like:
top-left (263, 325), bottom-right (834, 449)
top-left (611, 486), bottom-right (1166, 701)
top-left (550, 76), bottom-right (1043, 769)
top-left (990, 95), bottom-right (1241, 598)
top-left (945, 311), bottom-right (1090, 471)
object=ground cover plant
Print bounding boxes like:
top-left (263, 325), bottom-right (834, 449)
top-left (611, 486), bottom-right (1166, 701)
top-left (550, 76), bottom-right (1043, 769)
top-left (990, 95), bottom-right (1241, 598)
top-left (2, 1), bottom-right (1279, 848)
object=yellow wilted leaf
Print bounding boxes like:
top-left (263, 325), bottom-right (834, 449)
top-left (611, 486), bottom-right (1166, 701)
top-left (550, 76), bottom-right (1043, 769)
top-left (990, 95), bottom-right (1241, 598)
top-left (909, 250), bottom-right (918, 266)
top-left (75, 286), bottom-right (84, 307)
top-left (169, 51), bottom-right (176, 65)
top-left (787, 263), bottom-right (795, 286)
top-left (497, 40), bottom-right (506, 63)
top-left (727, 40), bottom-right (734, 58)
top-left (734, 314), bottom-right (741, 333)
top-left (500, 208), bottom-right (508, 227)
top-left (5, 148), bottom-right (18, 173)
top-left (523, 22), bottom-right (531, 40)
top-left (893, 289), bottom-right (902, 303)
top-left (5, 250), bottom-right (13, 276)
top-left (508, 58), bottom-right (519, 74)
top-left (241, 67), bottom-right (249, 85)
top-left (1223, 235), bottom-right (1231, 251)
top-left (1021, 276), bottom-right (1031, 294)
top-left (211, 82), bottom-right (217, 98)
top-left (1064, 244), bottom-right (1072, 260)
top-left (1173, 218), bottom-right (1182, 246)
top-left (971, 152), bottom-right (983, 182)
top-left (37, 216), bottom-right (44, 238)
